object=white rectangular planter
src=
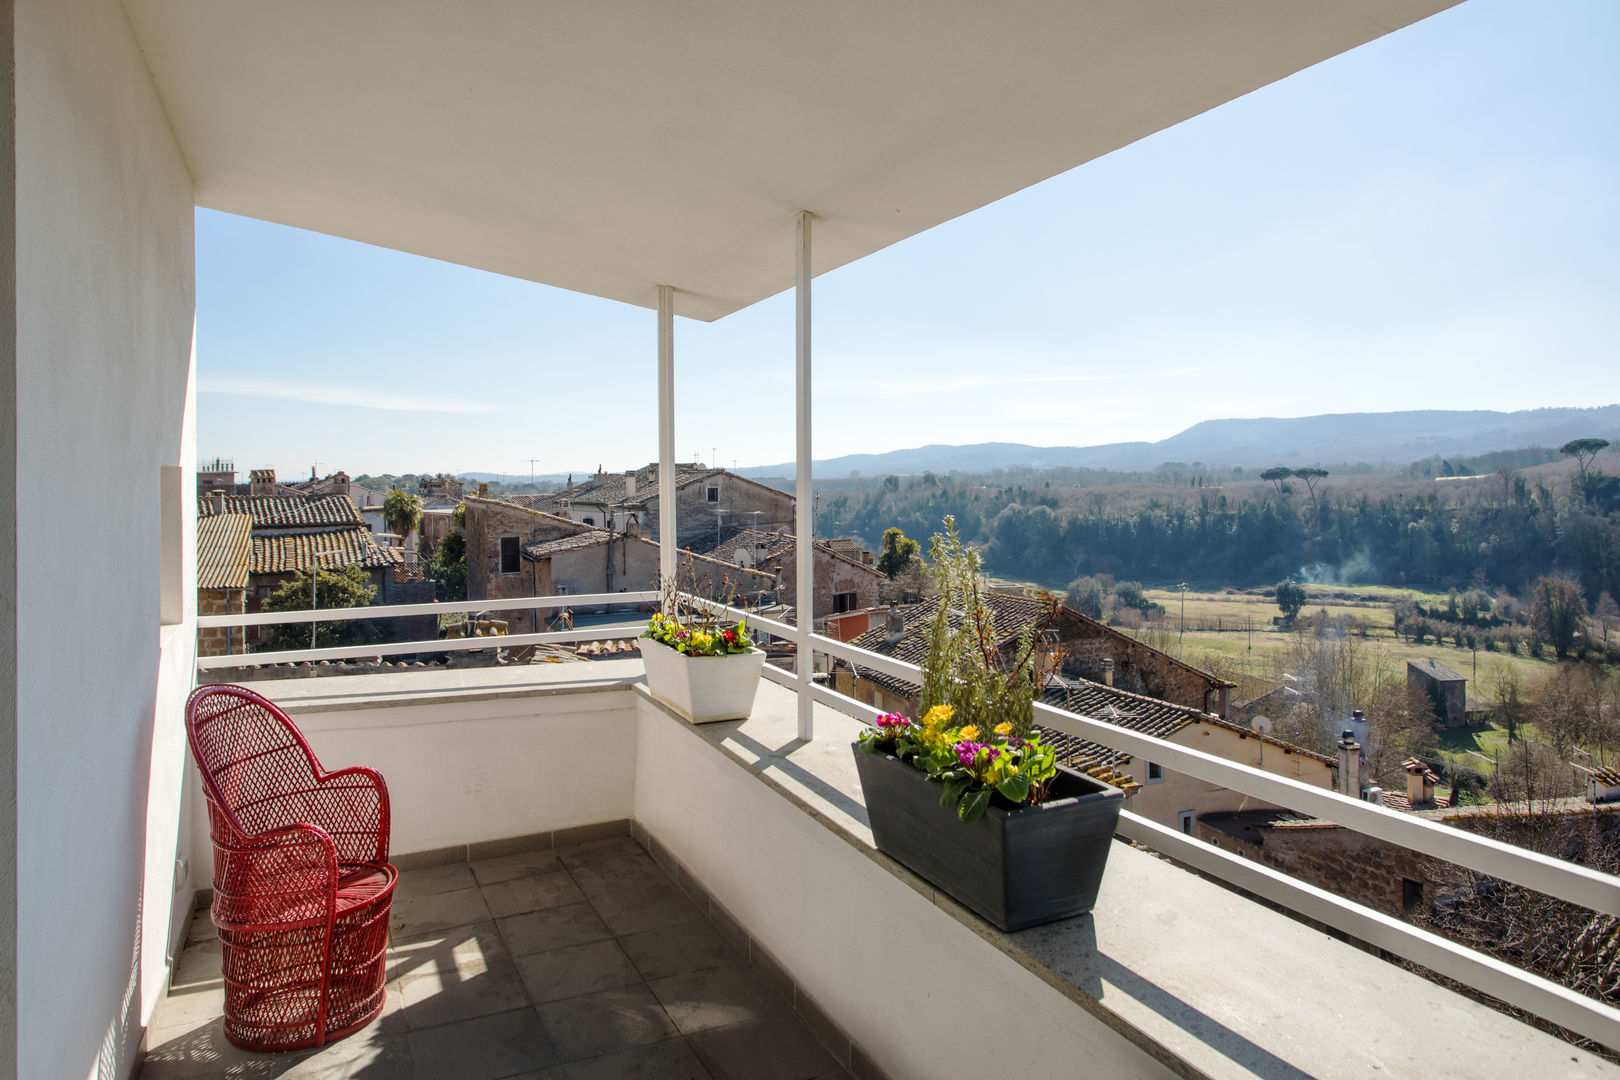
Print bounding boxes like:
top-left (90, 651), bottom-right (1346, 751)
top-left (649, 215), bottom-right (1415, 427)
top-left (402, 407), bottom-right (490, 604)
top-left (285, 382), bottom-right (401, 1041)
top-left (640, 639), bottom-right (768, 723)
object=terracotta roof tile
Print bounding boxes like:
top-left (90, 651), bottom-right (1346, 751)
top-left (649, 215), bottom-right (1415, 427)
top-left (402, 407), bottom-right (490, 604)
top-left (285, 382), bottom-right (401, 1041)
top-left (199, 493), bottom-right (364, 529)
top-left (197, 513), bottom-right (252, 590)
top-left (250, 527), bottom-right (402, 575)
top-left (1591, 767), bottom-right (1620, 787)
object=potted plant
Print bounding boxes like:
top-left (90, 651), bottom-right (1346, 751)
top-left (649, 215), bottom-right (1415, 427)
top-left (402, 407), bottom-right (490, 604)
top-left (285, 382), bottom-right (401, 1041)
top-left (852, 518), bottom-right (1123, 931)
top-left (640, 575), bottom-right (767, 723)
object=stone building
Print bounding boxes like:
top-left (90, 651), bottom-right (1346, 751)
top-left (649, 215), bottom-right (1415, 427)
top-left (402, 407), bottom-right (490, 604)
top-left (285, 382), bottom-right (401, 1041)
top-left (195, 512), bottom-right (251, 658)
top-left (419, 473), bottom-right (466, 500)
top-left (845, 593), bottom-right (1232, 716)
top-left (197, 490), bottom-right (416, 648)
top-left (689, 526), bottom-right (883, 624)
top-left (464, 496), bottom-right (778, 634)
top-left (515, 463), bottom-right (794, 548)
top-left (1408, 658), bottom-right (1468, 728)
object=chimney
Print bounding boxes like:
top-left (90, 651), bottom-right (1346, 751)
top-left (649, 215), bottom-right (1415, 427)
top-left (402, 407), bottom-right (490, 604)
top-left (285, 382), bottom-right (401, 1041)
top-left (883, 602), bottom-right (906, 644)
top-left (1338, 730), bottom-right (1361, 798)
top-left (1405, 759), bottom-right (1434, 806)
top-left (478, 482), bottom-right (489, 498)
top-left (1101, 657), bottom-right (1115, 687)
top-left (623, 470), bottom-right (637, 499)
top-left (208, 489), bottom-right (226, 515)
top-left (862, 550), bottom-right (874, 565)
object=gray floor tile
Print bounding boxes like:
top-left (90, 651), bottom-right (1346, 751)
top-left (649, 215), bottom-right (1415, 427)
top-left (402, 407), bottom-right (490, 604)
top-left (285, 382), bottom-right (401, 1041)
top-left (499, 902), bottom-right (614, 957)
top-left (471, 848), bottom-right (562, 886)
top-left (481, 868), bottom-right (588, 919)
top-left (390, 885), bottom-right (493, 942)
top-left (555, 835), bottom-right (645, 868)
top-left (513, 938), bottom-right (642, 1004)
top-left (406, 1007), bottom-right (564, 1080)
top-left (567, 853), bottom-right (672, 894)
top-left (140, 1016), bottom-right (320, 1078)
top-left (559, 1038), bottom-right (712, 1080)
top-left (535, 986), bottom-right (679, 1061)
top-left (397, 861), bottom-right (477, 896)
top-left (646, 965), bottom-right (785, 1036)
top-left (618, 920), bottom-right (741, 982)
top-left (687, 1014), bottom-right (840, 1080)
top-left (586, 883), bottom-right (704, 937)
top-left (392, 923), bottom-right (529, 1030)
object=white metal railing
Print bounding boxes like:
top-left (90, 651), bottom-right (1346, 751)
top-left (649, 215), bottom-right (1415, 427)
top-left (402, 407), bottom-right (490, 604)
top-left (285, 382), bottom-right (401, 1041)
top-left (195, 591), bottom-right (657, 670)
top-left (193, 590), bottom-right (1620, 1046)
top-left (709, 597), bottom-right (1620, 1050)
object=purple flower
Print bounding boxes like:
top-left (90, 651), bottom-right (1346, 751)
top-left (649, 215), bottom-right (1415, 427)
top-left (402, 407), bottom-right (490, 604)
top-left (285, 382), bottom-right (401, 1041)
top-left (955, 741), bottom-right (985, 767)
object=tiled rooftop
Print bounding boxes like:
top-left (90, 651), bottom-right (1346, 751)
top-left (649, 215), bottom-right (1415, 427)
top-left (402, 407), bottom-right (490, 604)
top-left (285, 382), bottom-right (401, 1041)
top-left (251, 526), bottom-right (404, 574)
top-left (196, 513), bottom-right (253, 591)
top-left (199, 493), bottom-right (367, 529)
top-left (141, 834), bottom-right (848, 1080)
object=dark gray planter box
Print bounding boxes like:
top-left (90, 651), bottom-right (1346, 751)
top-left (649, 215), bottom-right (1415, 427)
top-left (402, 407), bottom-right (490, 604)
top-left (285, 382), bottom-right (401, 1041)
top-left (852, 745), bottom-right (1124, 932)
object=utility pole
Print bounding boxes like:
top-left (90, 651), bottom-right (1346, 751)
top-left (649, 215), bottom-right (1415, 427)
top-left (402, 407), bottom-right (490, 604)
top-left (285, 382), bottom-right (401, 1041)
top-left (527, 458), bottom-right (540, 490)
top-left (1178, 582), bottom-right (1189, 641)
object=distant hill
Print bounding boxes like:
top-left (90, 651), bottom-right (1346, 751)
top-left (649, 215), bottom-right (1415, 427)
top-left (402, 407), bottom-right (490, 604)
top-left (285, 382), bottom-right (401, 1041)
top-left (736, 406), bottom-right (1620, 478)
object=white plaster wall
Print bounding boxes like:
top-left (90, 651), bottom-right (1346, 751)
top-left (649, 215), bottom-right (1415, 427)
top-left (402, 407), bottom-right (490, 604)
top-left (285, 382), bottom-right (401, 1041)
top-left (13, 1), bottom-right (196, 1076)
top-left (284, 693), bottom-right (638, 857)
top-left (632, 700), bottom-right (1173, 1080)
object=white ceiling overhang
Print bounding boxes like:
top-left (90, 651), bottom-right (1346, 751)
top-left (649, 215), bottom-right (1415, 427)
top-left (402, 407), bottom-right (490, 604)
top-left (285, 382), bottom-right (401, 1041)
top-left (123, 1), bottom-right (1459, 321)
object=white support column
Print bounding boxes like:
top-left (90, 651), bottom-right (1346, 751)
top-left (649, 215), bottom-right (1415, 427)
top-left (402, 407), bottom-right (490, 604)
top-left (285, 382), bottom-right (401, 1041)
top-left (657, 285), bottom-right (677, 605)
top-left (794, 212), bottom-right (814, 740)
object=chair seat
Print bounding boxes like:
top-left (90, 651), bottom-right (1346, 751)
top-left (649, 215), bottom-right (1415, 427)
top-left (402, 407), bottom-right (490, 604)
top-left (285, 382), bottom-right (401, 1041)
top-left (335, 863), bottom-right (395, 917)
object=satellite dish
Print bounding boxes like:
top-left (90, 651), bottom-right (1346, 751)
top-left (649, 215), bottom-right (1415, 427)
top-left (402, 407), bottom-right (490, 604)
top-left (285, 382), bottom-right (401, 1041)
top-left (1250, 715), bottom-right (1273, 733)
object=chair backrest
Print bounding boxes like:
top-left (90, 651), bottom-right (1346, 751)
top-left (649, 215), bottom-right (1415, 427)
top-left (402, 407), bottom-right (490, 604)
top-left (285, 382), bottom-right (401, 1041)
top-left (186, 683), bottom-right (326, 845)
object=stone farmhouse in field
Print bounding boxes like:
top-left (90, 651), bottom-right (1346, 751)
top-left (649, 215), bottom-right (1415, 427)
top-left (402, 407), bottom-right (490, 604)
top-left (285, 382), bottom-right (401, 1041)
top-left (1407, 657), bottom-right (1469, 729)
top-left (513, 463), bottom-right (794, 548)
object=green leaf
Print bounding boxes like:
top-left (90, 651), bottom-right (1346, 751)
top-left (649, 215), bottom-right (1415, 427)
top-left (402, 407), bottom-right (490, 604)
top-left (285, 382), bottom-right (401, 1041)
top-left (940, 775), bottom-right (970, 810)
top-left (959, 787), bottom-right (991, 824)
top-left (996, 773), bottom-right (1031, 804)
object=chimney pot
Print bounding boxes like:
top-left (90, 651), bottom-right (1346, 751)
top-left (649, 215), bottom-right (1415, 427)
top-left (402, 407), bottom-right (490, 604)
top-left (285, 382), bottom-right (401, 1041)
top-left (883, 602), bottom-right (906, 644)
top-left (1101, 657), bottom-right (1115, 687)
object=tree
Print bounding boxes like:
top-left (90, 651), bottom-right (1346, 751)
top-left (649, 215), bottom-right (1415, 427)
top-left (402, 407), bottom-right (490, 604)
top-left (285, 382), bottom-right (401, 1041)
top-left (383, 488), bottom-right (424, 538)
top-left (1529, 575), bottom-right (1585, 660)
top-left (1275, 579), bottom-right (1307, 621)
top-left (1292, 466), bottom-right (1329, 502)
top-left (1489, 661), bottom-right (1526, 744)
top-left (1064, 575), bottom-right (1106, 620)
top-left (876, 527), bottom-right (920, 579)
top-left (429, 529), bottom-right (468, 602)
top-left (1597, 592), bottom-right (1620, 645)
top-left (1261, 466), bottom-right (1293, 494)
top-left (1558, 437), bottom-right (1610, 485)
top-left (261, 565), bottom-right (379, 651)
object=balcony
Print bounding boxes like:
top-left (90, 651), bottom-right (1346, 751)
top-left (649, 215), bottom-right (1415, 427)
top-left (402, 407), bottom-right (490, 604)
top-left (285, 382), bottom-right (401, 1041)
top-left (141, 660), bottom-right (1617, 1078)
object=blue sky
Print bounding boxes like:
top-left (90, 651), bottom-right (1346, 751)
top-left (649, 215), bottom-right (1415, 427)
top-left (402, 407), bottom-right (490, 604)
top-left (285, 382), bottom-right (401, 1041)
top-left (197, 0), bottom-right (1620, 481)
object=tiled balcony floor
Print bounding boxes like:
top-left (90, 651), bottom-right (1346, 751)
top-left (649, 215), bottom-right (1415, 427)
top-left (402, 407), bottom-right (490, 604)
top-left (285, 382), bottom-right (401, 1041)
top-left (141, 835), bottom-right (849, 1079)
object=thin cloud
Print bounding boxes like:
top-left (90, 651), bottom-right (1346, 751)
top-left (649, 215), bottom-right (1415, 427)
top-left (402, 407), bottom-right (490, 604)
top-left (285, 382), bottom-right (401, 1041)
top-left (820, 367), bottom-right (1193, 394)
top-left (200, 375), bottom-right (495, 414)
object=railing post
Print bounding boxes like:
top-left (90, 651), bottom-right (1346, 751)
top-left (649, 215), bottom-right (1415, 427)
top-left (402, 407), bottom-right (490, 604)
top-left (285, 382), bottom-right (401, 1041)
top-left (794, 211), bottom-right (814, 741)
top-left (657, 284), bottom-right (676, 604)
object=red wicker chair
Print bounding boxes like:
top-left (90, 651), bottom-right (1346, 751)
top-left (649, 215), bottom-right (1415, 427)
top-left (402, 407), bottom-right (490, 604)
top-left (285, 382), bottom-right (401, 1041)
top-left (185, 683), bottom-right (398, 1052)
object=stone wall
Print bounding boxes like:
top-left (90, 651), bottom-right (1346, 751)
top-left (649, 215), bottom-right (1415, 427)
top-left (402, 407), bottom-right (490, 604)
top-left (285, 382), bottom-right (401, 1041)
top-left (1200, 814), bottom-right (1433, 918)
top-left (1058, 612), bottom-right (1228, 715)
top-left (465, 497), bottom-right (587, 611)
top-left (763, 547), bottom-right (883, 621)
top-left (642, 473), bottom-right (794, 547)
top-left (197, 587), bottom-right (247, 657)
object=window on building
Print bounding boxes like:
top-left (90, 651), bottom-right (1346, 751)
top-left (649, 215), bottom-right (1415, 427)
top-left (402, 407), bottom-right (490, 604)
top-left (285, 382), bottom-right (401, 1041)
top-left (832, 591), bottom-right (858, 613)
top-left (1402, 878), bottom-right (1424, 912)
top-left (706, 485), bottom-right (720, 502)
top-left (1178, 810), bottom-right (1197, 836)
top-left (582, 516), bottom-right (595, 526)
top-left (500, 536), bottom-right (520, 574)
top-left (1146, 761), bottom-right (1164, 782)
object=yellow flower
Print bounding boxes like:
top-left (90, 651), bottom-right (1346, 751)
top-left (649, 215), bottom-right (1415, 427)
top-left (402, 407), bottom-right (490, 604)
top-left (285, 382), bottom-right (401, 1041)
top-left (993, 722), bottom-right (1013, 736)
top-left (957, 725), bottom-right (980, 740)
top-left (922, 704), bottom-right (955, 731)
